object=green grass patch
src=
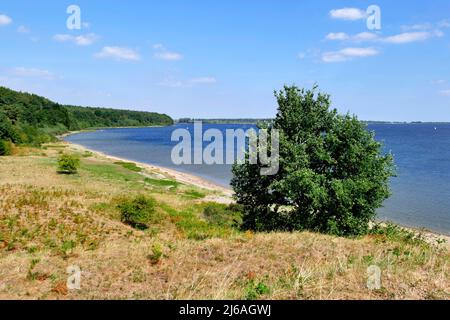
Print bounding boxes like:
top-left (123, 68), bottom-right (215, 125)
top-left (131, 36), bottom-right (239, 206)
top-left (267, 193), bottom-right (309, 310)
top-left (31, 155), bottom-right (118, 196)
top-left (60, 239), bottom-right (77, 256)
top-left (370, 223), bottom-right (428, 247)
top-left (144, 177), bottom-right (180, 188)
top-left (244, 279), bottom-right (271, 300)
top-left (80, 162), bottom-right (142, 183)
top-left (114, 161), bottom-right (143, 172)
top-left (82, 151), bottom-right (94, 158)
top-left (44, 144), bottom-right (67, 149)
top-left (203, 203), bottom-right (243, 228)
top-left (182, 189), bottom-right (206, 199)
top-left (89, 202), bottom-right (111, 212)
top-left (160, 203), bottom-right (239, 240)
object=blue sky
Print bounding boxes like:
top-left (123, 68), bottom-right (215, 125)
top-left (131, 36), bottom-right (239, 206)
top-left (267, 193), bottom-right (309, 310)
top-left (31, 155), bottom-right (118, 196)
top-left (1, 0), bottom-right (450, 121)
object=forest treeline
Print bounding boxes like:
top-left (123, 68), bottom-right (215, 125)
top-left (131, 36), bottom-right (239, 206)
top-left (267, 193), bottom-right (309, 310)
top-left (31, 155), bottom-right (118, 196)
top-left (177, 118), bottom-right (272, 124)
top-left (0, 87), bottom-right (173, 152)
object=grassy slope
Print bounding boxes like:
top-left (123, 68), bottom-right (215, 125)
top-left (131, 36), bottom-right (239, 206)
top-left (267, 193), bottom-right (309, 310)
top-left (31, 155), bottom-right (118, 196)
top-left (0, 143), bottom-right (448, 300)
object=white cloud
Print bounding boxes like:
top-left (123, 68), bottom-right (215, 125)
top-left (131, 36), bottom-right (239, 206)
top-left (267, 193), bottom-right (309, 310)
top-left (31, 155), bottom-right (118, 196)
top-left (158, 78), bottom-right (184, 88)
top-left (433, 29), bottom-right (445, 38)
top-left (189, 77), bottom-right (217, 84)
top-left (329, 8), bottom-right (366, 21)
top-left (399, 21), bottom-right (447, 39)
top-left (322, 47), bottom-right (379, 63)
top-left (74, 34), bottom-right (98, 46)
top-left (438, 19), bottom-right (450, 28)
top-left (401, 23), bottom-right (432, 31)
top-left (352, 32), bottom-right (379, 41)
top-left (11, 67), bottom-right (56, 80)
top-left (326, 31), bottom-right (379, 42)
top-left (53, 34), bottom-right (71, 42)
top-left (325, 32), bottom-right (349, 41)
top-left (82, 22), bottom-right (91, 29)
top-left (439, 89), bottom-right (450, 96)
top-left (17, 25), bottom-right (30, 33)
top-left (382, 31), bottom-right (431, 44)
top-left (159, 76), bottom-right (217, 88)
top-left (94, 46), bottom-right (141, 61)
top-left (325, 29), bottom-right (442, 45)
top-left (53, 33), bottom-right (98, 46)
top-left (298, 52), bottom-right (306, 59)
top-left (432, 80), bottom-right (446, 85)
top-left (0, 14), bottom-right (12, 26)
top-left (153, 44), bottom-right (183, 61)
top-left (154, 52), bottom-right (183, 61)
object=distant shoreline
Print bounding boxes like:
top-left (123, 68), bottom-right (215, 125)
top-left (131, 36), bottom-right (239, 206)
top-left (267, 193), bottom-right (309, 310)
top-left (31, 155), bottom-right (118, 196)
top-left (176, 119), bottom-right (450, 125)
top-left (64, 137), bottom-right (233, 196)
top-left (56, 125), bottom-right (167, 139)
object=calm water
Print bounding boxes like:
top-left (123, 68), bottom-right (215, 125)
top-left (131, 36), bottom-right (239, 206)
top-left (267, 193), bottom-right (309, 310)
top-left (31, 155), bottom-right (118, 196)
top-left (65, 123), bottom-right (450, 234)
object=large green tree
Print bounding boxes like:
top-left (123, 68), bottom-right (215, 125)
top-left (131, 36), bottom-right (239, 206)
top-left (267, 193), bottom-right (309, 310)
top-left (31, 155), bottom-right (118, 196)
top-left (231, 85), bottom-right (395, 236)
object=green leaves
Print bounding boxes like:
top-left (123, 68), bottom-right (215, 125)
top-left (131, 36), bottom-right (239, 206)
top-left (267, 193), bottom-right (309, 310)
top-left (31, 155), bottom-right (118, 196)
top-left (0, 139), bottom-right (12, 156)
top-left (57, 154), bottom-right (80, 174)
top-left (232, 85), bottom-right (395, 236)
top-left (0, 86), bottom-right (174, 147)
top-left (117, 195), bottom-right (157, 230)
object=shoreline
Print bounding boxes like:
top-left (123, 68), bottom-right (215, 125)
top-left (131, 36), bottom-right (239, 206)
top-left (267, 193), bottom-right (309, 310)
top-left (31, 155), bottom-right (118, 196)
top-left (61, 132), bottom-right (449, 243)
top-left (60, 129), bottom-right (233, 196)
top-left (56, 125), bottom-right (169, 139)
top-left (66, 141), bottom-right (234, 197)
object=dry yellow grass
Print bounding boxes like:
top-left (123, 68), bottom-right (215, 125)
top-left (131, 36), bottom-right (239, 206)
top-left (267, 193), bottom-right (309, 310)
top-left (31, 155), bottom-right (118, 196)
top-left (0, 143), bottom-right (448, 300)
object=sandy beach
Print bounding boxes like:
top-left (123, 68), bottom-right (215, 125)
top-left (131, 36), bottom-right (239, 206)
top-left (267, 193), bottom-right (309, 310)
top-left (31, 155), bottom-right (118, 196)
top-left (66, 141), bottom-right (235, 204)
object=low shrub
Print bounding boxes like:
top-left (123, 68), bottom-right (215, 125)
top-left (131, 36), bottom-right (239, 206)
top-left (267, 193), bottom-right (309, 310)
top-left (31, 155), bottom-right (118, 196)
top-left (57, 154), bottom-right (80, 174)
top-left (203, 203), bottom-right (243, 228)
top-left (245, 280), bottom-right (270, 300)
top-left (159, 203), bottom-right (238, 240)
top-left (0, 139), bottom-right (12, 156)
top-left (370, 223), bottom-right (427, 246)
top-left (148, 243), bottom-right (164, 265)
top-left (117, 195), bottom-right (156, 230)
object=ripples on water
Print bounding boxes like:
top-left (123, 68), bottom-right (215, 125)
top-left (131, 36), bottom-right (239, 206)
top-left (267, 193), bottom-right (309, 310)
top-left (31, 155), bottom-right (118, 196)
top-left (65, 123), bottom-right (450, 234)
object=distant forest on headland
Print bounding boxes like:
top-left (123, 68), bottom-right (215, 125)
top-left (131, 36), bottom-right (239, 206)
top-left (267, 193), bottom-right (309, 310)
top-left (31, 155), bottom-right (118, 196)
top-left (0, 86), bottom-right (173, 147)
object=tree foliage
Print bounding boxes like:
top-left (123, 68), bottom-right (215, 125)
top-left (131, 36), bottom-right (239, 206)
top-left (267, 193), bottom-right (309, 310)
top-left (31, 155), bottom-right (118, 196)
top-left (0, 86), bottom-right (174, 148)
top-left (231, 85), bottom-right (395, 236)
top-left (118, 195), bottom-right (156, 230)
top-left (57, 154), bottom-right (80, 174)
top-left (0, 139), bottom-right (12, 156)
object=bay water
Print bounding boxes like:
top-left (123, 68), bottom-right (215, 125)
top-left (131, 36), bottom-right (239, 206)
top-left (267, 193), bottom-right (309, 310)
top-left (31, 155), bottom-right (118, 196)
top-left (65, 123), bottom-right (450, 234)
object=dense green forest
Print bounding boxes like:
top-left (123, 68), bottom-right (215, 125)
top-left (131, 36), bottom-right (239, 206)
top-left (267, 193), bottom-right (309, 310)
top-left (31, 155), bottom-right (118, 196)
top-left (0, 87), bottom-right (173, 153)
